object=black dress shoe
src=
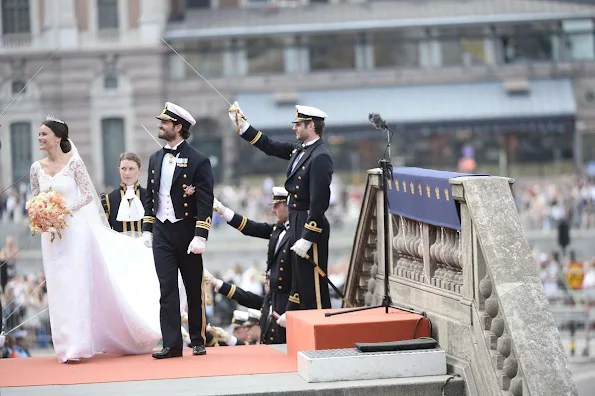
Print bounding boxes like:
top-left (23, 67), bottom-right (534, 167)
top-left (193, 345), bottom-right (206, 356)
top-left (152, 347), bottom-right (183, 359)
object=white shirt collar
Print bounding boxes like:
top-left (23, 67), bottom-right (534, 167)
top-left (165, 140), bottom-right (184, 150)
top-left (303, 137), bottom-right (320, 147)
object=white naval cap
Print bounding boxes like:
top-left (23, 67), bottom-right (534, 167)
top-left (271, 186), bottom-right (289, 203)
top-left (292, 105), bottom-right (328, 123)
top-left (232, 309), bottom-right (259, 327)
top-left (156, 102), bottom-right (196, 130)
top-left (247, 308), bottom-right (262, 320)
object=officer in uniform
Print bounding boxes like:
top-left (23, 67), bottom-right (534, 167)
top-left (101, 152), bottom-right (146, 236)
top-left (209, 186), bottom-right (290, 343)
top-left (142, 102), bottom-right (215, 359)
top-left (228, 103), bottom-right (333, 313)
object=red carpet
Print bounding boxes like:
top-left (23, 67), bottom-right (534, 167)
top-left (0, 345), bottom-right (297, 387)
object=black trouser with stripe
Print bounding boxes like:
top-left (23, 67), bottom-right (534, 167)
top-left (288, 210), bottom-right (331, 310)
top-left (153, 219), bottom-right (205, 349)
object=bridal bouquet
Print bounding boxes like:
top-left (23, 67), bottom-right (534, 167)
top-left (27, 187), bottom-right (73, 243)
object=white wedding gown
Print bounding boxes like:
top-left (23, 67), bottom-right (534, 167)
top-left (30, 155), bottom-right (163, 362)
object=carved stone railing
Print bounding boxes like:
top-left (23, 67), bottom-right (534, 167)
top-left (344, 168), bottom-right (578, 396)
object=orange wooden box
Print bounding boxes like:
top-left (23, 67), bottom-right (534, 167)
top-left (286, 307), bottom-right (431, 357)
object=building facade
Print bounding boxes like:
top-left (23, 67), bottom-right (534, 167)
top-left (0, 0), bottom-right (167, 191)
top-left (3, 0), bottom-right (595, 191)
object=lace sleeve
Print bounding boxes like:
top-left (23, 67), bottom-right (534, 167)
top-left (70, 157), bottom-right (94, 212)
top-left (30, 162), bottom-right (40, 196)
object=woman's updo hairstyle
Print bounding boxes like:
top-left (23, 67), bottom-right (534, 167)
top-left (43, 115), bottom-right (71, 153)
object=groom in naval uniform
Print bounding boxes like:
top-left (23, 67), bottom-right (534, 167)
top-left (142, 102), bottom-right (214, 359)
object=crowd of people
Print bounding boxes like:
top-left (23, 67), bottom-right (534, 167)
top-left (0, 183), bottom-right (31, 224)
top-left (536, 248), bottom-right (595, 302)
top-left (514, 176), bottom-right (595, 231)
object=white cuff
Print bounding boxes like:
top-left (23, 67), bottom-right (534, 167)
top-left (222, 208), bottom-right (235, 222)
top-left (214, 279), bottom-right (223, 292)
top-left (238, 123), bottom-right (250, 135)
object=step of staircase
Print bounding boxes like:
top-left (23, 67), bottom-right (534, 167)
top-left (5, 372), bottom-right (466, 396)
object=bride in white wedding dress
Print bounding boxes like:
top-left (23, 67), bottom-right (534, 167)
top-left (29, 116), bottom-right (162, 363)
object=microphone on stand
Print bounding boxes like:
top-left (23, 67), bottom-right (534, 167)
top-left (368, 113), bottom-right (389, 131)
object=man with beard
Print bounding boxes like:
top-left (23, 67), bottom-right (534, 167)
top-left (228, 103), bottom-right (334, 317)
top-left (143, 102), bottom-right (214, 359)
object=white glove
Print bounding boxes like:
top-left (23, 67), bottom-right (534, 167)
top-left (209, 325), bottom-right (233, 344)
top-left (276, 312), bottom-right (287, 328)
top-left (181, 326), bottom-right (191, 345)
top-left (203, 267), bottom-right (223, 291)
top-left (290, 238), bottom-right (313, 259)
top-left (187, 236), bottom-right (206, 255)
top-left (0, 333), bottom-right (5, 348)
top-left (213, 198), bottom-right (227, 214)
top-left (213, 199), bottom-right (235, 222)
top-left (228, 101), bottom-right (249, 133)
top-left (143, 231), bottom-right (153, 248)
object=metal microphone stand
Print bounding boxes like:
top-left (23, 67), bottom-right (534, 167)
top-left (326, 121), bottom-right (423, 317)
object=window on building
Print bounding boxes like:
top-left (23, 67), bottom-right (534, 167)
top-left (169, 40), bottom-right (227, 79)
top-left (186, 0), bottom-right (210, 8)
top-left (563, 20), bottom-right (595, 61)
top-left (372, 30), bottom-right (422, 69)
top-left (11, 80), bottom-right (26, 94)
top-left (498, 23), bottom-right (559, 63)
top-left (219, 0), bottom-right (240, 7)
top-left (1, 0), bottom-right (30, 35)
top-left (104, 74), bottom-right (118, 89)
top-left (10, 122), bottom-right (31, 183)
top-left (245, 37), bottom-right (285, 75)
top-left (438, 27), bottom-right (488, 67)
top-left (190, 118), bottom-right (222, 182)
top-left (101, 117), bottom-right (125, 189)
top-left (97, 0), bottom-right (119, 30)
top-left (243, 0), bottom-right (268, 6)
top-left (307, 33), bottom-right (356, 71)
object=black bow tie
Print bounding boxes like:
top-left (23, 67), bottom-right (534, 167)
top-left (163, 147), bottom-right (177, 156)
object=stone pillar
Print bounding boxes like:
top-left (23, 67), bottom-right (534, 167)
top-left (284, 36), bottom-right (300, 75)
top-left (138, 0), bottom-right (165, 45)
top-left (355, 32), bottom-right (370, 71)
top-left (44, 0), bottom-right (78, 48)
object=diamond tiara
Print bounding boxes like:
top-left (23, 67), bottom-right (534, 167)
top-left (45, 115), bottom-right (65, 124)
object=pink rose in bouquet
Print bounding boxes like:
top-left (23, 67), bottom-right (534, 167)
top-left (27, 187), bottom-right (73, 243)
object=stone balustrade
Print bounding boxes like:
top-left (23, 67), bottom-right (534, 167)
top-left (344, 168), bottom-right (578, 396)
